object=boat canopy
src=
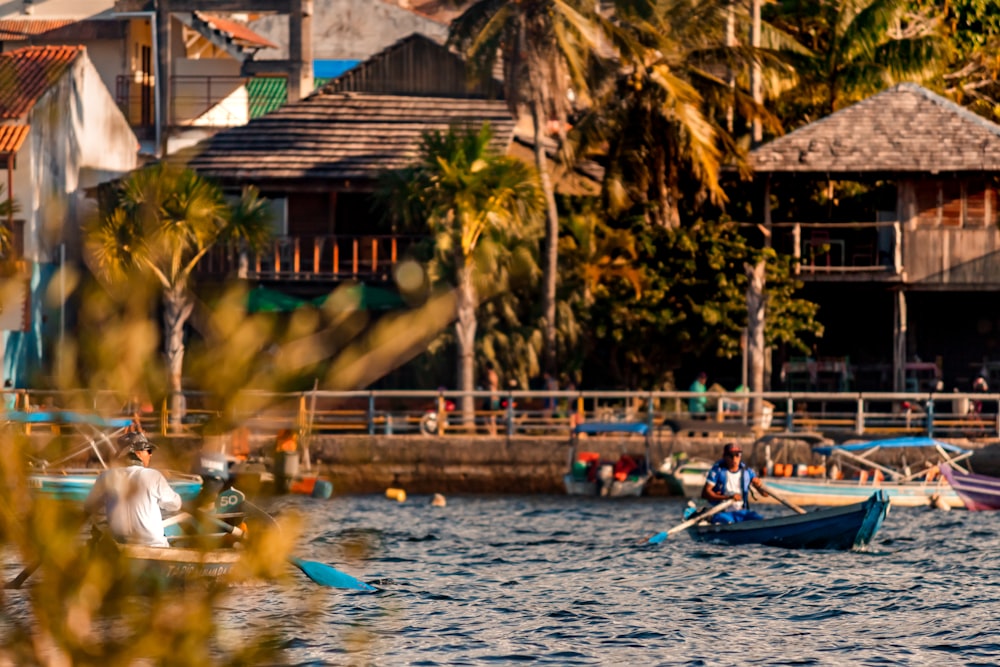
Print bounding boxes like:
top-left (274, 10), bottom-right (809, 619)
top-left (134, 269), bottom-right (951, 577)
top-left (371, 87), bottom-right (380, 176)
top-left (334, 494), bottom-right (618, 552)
top-left (812, 437), bottom-right (970, 457)
top-left (4, 410), bottom-right (132, 428)
top-left (573, 422), bottom-right (649, 436)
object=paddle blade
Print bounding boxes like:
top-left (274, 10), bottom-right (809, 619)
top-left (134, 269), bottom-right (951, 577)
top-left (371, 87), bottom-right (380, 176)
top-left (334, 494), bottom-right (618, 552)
top-left (647, 531), bottom-right (669, 545)
top-left (289, 558), bottom-right (377, 591)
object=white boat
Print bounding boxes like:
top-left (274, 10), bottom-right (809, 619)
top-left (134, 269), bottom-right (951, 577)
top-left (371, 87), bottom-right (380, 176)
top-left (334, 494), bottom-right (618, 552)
top-left (657, 456), bottom-right (714, 498)
top-left (753, 435), bottom-right (970, 509)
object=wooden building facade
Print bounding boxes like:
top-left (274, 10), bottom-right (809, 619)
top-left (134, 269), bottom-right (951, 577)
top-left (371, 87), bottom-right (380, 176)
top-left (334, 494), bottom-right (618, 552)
top-left (750, 83), bottom-right (1000, 391)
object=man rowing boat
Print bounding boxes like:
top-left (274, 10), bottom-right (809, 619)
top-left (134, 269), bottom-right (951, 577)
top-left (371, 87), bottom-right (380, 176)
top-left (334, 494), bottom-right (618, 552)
top-left (84, 431), bottom-right (182, 547)
top-left (701, 442), bottom-right (767, 524)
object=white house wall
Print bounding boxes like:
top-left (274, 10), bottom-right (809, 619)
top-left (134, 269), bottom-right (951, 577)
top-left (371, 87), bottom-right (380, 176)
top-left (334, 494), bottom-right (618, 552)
top-left (19, 50), bottom-right (137, 263)
top-left (0, 0), bottom-right (115, 18)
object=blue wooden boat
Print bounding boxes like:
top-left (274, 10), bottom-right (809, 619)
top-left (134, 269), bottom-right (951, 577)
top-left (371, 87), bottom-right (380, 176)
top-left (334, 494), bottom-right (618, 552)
top-left (689, 491), bottom-right (890, 550)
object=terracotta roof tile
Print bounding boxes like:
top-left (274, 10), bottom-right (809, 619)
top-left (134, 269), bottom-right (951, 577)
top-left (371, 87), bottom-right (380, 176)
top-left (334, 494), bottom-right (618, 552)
top-left (0, 45), bottom-right (81, 119)
top-left (183, 91), bottom-right (515, 182)
top-left (198, 13), bottom-right (277, 49)
top-left (0, 19), bottom-right (74, 41)
top-left (0, 124), bottom-right (29, 154)
top-left (751, 83), bottom-right (1000, 174)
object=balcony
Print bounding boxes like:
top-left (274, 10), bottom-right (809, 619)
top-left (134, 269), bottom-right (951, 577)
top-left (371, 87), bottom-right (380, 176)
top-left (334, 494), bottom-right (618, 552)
top-left (755, 221), bottom-right (903, 281)
top-left (198, 235), bottom-right (421, 281)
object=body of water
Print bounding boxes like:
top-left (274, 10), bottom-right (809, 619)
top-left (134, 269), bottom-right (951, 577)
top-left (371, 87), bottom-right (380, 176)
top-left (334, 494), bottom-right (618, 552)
top-left (219, 493), bottom-right (1000, 665)
top-left (6, 494), bottom-right (1000, 665)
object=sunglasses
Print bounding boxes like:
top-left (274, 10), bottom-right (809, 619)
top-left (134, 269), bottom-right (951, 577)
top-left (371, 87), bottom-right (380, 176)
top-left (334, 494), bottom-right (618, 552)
top-left (725, 451), bottom-right (742, 457)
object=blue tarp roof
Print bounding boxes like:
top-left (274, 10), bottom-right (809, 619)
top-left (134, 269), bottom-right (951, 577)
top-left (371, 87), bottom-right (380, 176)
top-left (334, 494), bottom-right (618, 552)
top-left (573, 422), bottom-right (649, 436)
top-left (812, 437), bottom-right (970, 456)
top-left (5, 411), bottom-right (132, 428)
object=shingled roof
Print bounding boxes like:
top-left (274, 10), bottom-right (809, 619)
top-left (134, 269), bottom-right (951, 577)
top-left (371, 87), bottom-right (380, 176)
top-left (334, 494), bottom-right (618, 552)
top-left (183, 91), bottom-right (516, 183)
top-left (750, 83), bottom-right (1000, 174)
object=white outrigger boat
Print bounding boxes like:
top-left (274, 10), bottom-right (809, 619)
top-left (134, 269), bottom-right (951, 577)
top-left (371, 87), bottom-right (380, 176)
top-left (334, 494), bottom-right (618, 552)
top-left (752, 435), bottom-right (969, 509)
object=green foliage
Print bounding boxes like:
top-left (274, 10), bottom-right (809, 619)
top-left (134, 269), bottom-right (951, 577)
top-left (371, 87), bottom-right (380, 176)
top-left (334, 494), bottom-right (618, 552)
top-left (767, 0), bottom-right (948, 121)
top-left (577, 218), bottom-right (822, 388)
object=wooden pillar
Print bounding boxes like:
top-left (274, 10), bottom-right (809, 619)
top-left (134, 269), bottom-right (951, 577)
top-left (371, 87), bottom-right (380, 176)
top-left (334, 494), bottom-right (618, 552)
top-left (156, 3), bottom-right (172, 155)
top-left (288, 0), bottom-right (314, 103)
top-left (893, 290), bottom-right (907, 392)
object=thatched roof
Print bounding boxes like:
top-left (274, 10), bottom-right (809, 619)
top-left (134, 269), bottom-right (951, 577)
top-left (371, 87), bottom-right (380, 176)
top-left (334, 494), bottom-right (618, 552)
top-left (750, 83), bottom-right (1000, 175)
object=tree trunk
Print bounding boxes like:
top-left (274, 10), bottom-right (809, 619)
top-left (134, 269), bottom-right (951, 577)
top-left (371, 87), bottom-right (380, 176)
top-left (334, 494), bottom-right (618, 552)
top-left (745, 261), bottom-right (766, 428)
top-left (163, 284), bottom-right (193, 429)
top-left (454, 263), bottom-right (477, 432)
top-left (532, 98), bottom-right (560, 376)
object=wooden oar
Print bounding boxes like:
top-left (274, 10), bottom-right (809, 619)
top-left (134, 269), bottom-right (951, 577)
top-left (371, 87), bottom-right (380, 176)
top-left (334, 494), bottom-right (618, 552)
top-left (220, 501), bottom-right (377, 592)
top-left (647, 499), bottom-right (736, 544)
top-left (757, 482), bottom-right (807, 515)
top-left (4, 562), bottom-right (39, 589)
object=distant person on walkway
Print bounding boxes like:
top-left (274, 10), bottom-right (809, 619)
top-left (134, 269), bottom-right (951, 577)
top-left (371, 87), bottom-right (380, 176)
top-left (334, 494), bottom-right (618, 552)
top-left (973, 376), bottom-right (994, 416)
top-left (688, 372), bottom-right (708, 417)
top-left (84, 431), bottom-right (182, 547)
top-left (484, 362), bottom-right (500, 436)
top-left (702, 442), bottom-right (767, 524)
top-left (543, 371), bottom-right (558, 417)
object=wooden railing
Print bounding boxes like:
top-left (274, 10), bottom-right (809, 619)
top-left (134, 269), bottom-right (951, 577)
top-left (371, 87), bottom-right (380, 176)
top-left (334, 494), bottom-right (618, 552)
top-left (9, 388), bottom-right (1000, 440)
top-left (198, 235), bottom-right (422, 281)
top-left (740, 221), bottom-right (903, 276)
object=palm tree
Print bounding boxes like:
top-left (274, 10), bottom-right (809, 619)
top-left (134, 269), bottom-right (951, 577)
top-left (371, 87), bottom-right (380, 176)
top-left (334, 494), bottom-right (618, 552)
top-left (448, 0), bottom-right (605, 376)
top-left (378, 123), bottom-right (544, 428)
top-left (86, 163), bottom-right (273, 426)
top-left (769, 0), bottom-right (946, 121)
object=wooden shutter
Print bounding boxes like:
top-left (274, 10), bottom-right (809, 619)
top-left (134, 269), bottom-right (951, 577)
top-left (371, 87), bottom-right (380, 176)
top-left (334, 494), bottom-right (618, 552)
top-left (915, 180), bottom-right (939, 228)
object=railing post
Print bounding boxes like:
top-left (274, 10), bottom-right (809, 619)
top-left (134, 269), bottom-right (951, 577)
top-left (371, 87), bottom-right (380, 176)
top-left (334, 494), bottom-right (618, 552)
top-left (646, 391), bottom-right (654, 432)
top-left (294, 237), bottom-right (301, 274)
top-left (506, 389), bottom-right (514, 437)
top-left (333, 239), bottom-right (340, 278)
top-left (927, 398), bottom-right (935, 437)
top-left (785, 396), bottom-right (793, 431)
top-left (855, 396), bottom-right (864, 435)
top-left (894, 221), bottom-right (902, 275)
top-left (353, 238), bottom-right (359, 277)
top-left (368, 391), bottom-right (375, 435)
top-left (792, 223), bottom-right (801, 275)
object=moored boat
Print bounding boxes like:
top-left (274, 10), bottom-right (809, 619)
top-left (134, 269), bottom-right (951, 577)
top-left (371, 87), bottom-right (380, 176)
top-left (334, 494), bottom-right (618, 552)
top-left (939, 463), bottom-right (1000, 511)
top-left (29, 468), bottom-right (204, 503)
top-left (756, 436), bottom-right (969, 509)
top-left (689, 491), bottom-right (890, 550)
top-left (17, 410), bottom-right (204, 503)
top-left (564, 422), bottom-right (652, 497)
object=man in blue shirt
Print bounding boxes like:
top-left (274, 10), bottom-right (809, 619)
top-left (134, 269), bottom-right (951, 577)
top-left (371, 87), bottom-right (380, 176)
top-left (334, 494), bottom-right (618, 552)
top-left (702, 442), bottom-right (767, 523)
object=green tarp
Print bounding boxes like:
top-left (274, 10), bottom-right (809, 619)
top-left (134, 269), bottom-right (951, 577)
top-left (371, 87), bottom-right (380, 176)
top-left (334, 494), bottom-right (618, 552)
top-left (247, 285), bottom-right (404, 313)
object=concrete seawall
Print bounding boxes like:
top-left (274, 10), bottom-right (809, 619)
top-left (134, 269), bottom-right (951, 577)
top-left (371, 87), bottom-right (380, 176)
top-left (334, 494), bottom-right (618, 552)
top-left (288, 434), bottom-right (760, 495)
top-left (166, 433), bottom-right (1000, 496)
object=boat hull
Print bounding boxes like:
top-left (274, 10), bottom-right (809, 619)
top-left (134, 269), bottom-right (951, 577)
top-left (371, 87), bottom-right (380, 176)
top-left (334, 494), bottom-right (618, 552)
top-left (563, 474), bottom-right (650, 498)
top-left (115, 543), bottom-right (242, 589)
top-left (28, 469), bottom-right (203, 503)
top-left (690, 491), bottom-right (890, 550)
top-left (939, 464), bottom-right (1000, 511)
top-left (756, 477), bottom-right (961, 508)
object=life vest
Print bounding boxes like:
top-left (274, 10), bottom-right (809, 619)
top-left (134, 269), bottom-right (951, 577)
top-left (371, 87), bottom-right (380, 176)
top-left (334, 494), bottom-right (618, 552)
top-left (706, 461), bottom-right (754, 510)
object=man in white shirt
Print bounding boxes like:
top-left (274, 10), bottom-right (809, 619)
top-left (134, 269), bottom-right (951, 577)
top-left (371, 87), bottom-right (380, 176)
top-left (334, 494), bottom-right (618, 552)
top-left (84, 431), bottom-right (182, 547)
